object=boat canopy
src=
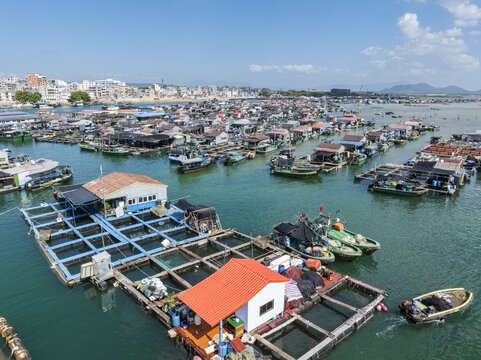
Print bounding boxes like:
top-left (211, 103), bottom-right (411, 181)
top-left (275, 221), bottom-right (317, 243)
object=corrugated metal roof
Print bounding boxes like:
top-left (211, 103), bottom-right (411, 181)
top-left (83, 171), bottom-right (166, 198)
top-left (178, 258), bottom-right (288, 327)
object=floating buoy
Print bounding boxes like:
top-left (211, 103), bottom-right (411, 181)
top-left (56, 214), bottom-right (62, 223)
top-left (381, 304), bottom-right (388, 311)
top-left (376, 304), bottom-right (382, 311)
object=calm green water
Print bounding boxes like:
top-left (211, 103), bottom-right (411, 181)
top-left (1, 103), bottom-right (480, 359)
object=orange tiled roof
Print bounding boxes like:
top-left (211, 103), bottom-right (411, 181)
top-left (83, 172), bottom-right (166, 198)
top-left (178, 259), bottom-right (288, 327)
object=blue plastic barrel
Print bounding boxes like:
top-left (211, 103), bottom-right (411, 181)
top-left (172, 313), bottom-right (180, 327)
top-left (218, 341), bottom-right (228, 357)
top-left (278, 265), bottom-right (285, 273)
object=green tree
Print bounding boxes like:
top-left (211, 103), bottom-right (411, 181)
top-left (30, 92), bottom-right (41, 103)
top-left (69, 91), bottom-right (91, 102)
top-left (14, 90), bottom-right (42, 104)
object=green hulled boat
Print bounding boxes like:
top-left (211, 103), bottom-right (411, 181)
top-left (177, 158), bottom-right (212, 174)
top-left (285, 242), bottom-right (335, 263)
top-left (324, 237), bottom-right (362, 262)
top-left (369, 182), bottom-right (428, 197)
top-left (78, 142), bottom-right (99, 152)
top-left (0, 131), bottom-right (32, 142)
top-left (271, 167), bottom-right (318, 178)
top-left (273, 221), bottom-right (335, 263)
top-left (349, 153), bottom-right (367, 165)
top-left (377, 143), bottom-right (390, 152)
top-left (101, 145), bottom-right (130, 156)
top-left (326, 227), bottom-right (380, 255)
top-left (389, 138), bottom-right (406, 145)
top-left (223, 152), bottom-right (247, 166)
top-left (256, 143), bottom-right (279, 154)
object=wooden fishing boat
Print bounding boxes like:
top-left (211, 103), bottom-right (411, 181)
top-left (389, 138), bottom-right (406, 145)
top-left (78, 142), bottom-right (98, 152)
top-left (101, 145), bottom-right (130, 156)
top-left (0, 131), bottom-right (32, 142)
top-left (399, 288), bottom-right (473, 324)
top-left (25, 165), bottom-right (73, 191)
top-left (368, 182), bottom-right (428, 196)
top-left (325, 227), bottom-right (380, 255)
top-left (324, 237), bottom-right (362, 262)
top-left (349, 153), bottom-right (367, 165)
top-left (284, 241), bottom-right (335, 263)
top-left (364, 145), bottom-right (378, 158)
top-left (223, 152), bottom-right (247, 166)
top-left (177, 158), bottom-right (212, 174)
top-left (256, 143), bottom-right (279, 154)
top-left (271, 168), bottom-right (317, 178)
top-left (377, 143), bottom-right (390, 152)
top-left (272, 222), bottom-right (335, 263)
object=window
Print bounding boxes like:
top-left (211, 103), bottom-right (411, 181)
top-left (128, 198), bottom-right (137, 206)
top-left (148, 195), bottom-right (153, 201)
top-left (259, 300), bottom-right (274, 316)
top-left (152, 195), bottom-right (157, 200)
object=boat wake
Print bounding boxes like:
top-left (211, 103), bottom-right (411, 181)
top-left (375, 317), bottom-right (406, 338)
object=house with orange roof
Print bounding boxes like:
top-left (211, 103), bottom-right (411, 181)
top-left (177, 258), bottom-right (288, 351)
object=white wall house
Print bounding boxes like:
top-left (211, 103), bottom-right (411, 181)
top-left (235, 281), bottom-right (286, 332)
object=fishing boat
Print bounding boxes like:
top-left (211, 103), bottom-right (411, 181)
top-left (377, 143), bottom-right (390, 152)
top-left (101, 145), bottom-right (130, 156)
top-left (223, 152), bottom-right (247, 166)
top-left (323, 236), bottom-right (362, 262)
top-left (399, 288), bottom-right (473, 324)
top-left (78, 142), bottom-right (98, 152)
top-left (349, 153), bottom-right (367, 165)
top-left (271, 167), bottom-right (318, 178)
top-left (256, 143), bottom-right (278, 154)
top-left (272, 222), bottom-right (335, 263)
top-left (368, 180), bottom-right (428, 197)
top-left (325, 226), bottom-right (380, 255)
top-left (177, 157), bottom-right (212, 174)
top-left (364, 145), bottom-right (378, 158)
top-left (0, 131), bottom-right (32, 142)
top-left (168, 146), bottom-right (192, 163)
top-left (25, 165), bottom-right (73, 191)
top-left (389, 138), bottom-right (406, 145)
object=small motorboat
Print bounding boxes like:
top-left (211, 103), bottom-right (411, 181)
top-left (399, 288), bottom-right (473, 323)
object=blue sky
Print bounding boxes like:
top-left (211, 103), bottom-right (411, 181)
top-left (2, 0), bottom-right (481, 90)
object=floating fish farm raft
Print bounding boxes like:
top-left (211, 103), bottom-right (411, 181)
top-left (21, 197), bottom-right (387, 360)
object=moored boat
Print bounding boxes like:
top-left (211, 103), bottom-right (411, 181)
top-left (271, 167), bottom-right (318, 178)
top-left (177, 157), bottom-right (212, 174)
top-left (368, 180), bottom-right (428, 197)
top-left (325, 226), bottom-right (380, 255)
top-left (223, 152), bottom-right (247, 166)
top-left (256, 143), bottom-right (279, 154)
top-left (101, 145), bottom-right (130, 156)
top-left (272, 222), bottom-right (335, 263)
top-left (399, 288), bottom-right (473, 323)
top-left (78, 142), bottom-right (99, 152)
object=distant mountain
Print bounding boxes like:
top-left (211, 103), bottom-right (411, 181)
top-left (380, 83), bottom-right (481, 95)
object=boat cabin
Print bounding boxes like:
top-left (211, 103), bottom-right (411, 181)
top-left (312, 143), bottom-right (345, 163)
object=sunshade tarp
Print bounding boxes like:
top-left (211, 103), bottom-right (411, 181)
top-left (57, 184), bottom-right (99, 206)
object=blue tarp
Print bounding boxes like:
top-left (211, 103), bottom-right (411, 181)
top-left (337, 140), bottom-right (365, 146)
top-left (135, 112), bottom-right (165, 119)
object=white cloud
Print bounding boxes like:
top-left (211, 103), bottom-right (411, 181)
top-left (361, 45), bottom-right (382, 56)
top-left (439, 0), bottom-right (481, 27)
top-left (396, 13), bottom-right (468, 58)
top-left (446, 53), bottom-right (480, 69)
top-left (248, 64), bottom-right (326, 74)
top-left (398, 13), bottom-right (425, 39)
top-left (469, 29), bottom-right (481, 35)
top-left (369, 60), bottom-right (387, 69)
